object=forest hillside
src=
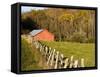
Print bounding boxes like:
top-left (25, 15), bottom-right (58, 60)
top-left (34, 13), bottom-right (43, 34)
top-left (21, 8), bottom-right (95, 43)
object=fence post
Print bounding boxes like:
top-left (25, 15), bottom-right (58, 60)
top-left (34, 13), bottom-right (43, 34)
top-left (81, 58), bottom-right (85, 67)
top-left (32, 40), bottom-right (85, 69)
top-left (63, 58), bottom-right (69, 68)
top-left (61, 54), bottom-right (64, 65)
top-left (58, 54), bottom-right (64, 68)
top-left (54, 51), bottom-right (59, 69)
top-left (73, 60), bottom-right (78, 68)
top-left (47, 49), bottom-right (53, 65)
top-left (69, 55), bottom-right (74, 68)
top-left (45, 46), bottom-right (48, 58)
top-left (50, 49), bottom-right (55, 67)
top-left (39, 44), bottom-right (42, 52)
top-left (35, 41), bottom-right (39, 49)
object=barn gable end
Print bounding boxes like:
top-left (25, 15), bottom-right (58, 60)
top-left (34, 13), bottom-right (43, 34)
top-left (30, 29), bottom-right (54, 41)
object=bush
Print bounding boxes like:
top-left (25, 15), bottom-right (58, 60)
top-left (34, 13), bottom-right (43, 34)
top-left (86, 37), bottom-right (95, 43)
top-left (70, 31), bottom-right (87, 43)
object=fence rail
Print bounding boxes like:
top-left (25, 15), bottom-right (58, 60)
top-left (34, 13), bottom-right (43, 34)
top-left (33, 40), bottom-right (85, 69)
top-left (22, 35), bottom-right (85, 69)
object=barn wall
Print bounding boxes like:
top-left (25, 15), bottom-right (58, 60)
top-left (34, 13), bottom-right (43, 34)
top-left (33, 30), bottom-right (54, 41)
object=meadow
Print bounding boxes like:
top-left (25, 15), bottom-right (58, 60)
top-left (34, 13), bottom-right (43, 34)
top-left (41, 41), bottom-right (95, 67)
top-left (21, 37), bottom-right (95, 71)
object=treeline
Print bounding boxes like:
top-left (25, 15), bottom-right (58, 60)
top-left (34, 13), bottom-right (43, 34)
top-left (21, 8), bottom-right (95, 43)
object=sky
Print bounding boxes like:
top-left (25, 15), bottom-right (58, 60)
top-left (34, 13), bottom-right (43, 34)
top-left (21, 6), bottom-right (47, 13)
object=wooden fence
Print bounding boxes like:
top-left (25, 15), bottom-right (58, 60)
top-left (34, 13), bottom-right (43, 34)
top-left (32, 40), bottom-right (85, 69)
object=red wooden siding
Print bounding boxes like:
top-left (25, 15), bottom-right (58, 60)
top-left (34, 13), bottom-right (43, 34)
top-left (33, 29), bottom-right (54, 41)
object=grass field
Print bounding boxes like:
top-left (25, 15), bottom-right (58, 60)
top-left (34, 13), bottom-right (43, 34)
top-left (21, 36), bottom-right (95, 70)
top-left (41, 41), bottom-right (95, 67)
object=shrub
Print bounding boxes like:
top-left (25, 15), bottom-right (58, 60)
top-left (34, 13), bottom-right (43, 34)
top-left (70, 31), bottom-right (86, 43)
top-left (86, 37), bottom-right (95, 43)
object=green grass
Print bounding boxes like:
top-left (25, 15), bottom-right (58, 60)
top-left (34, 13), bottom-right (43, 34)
top-left (21, 38), bottom-right (43, 71)
top-left (41, 41), bottom-right (95, 67)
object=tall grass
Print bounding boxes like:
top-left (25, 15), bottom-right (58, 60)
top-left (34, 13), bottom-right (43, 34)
top-left (21, 38), bottom-right (42, 71)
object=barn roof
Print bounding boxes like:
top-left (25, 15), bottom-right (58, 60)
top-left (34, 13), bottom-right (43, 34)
top-left (29, 29), bottom-right (43, 36)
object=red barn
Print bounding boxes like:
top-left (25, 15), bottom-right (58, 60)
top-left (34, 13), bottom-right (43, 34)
top-left (30, 29), bottom-right (54, 41)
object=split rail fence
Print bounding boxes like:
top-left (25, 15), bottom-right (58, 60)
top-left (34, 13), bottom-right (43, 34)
top-left (22, 35), bottom-right (85, 69)
top-left (33, 40), bottom-right (85, 69)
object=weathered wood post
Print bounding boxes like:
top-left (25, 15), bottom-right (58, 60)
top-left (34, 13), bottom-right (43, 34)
top-left (48, 47), bottom-right (51, 55)
top-left (54, 51), bottom-right (59, 69)
top-left (58, 53), bottom-right (64, 68)
top-left (63, 58), bottom-right (69, 68)
top-left (81, 58), bottom-right (85, 67)
top-left (46, 47), bottom-right (51, 61)
top-left (60, 54), bottom-right (64, 67)
top-left (50, 49), bottom-right (55, 67)
top-left (40, 44), bottom-right (45, 56)
top-left (32, 40), bottom-right (35, 45)
top-left (42, 45), bottom-right (45, 53)
top-left (34, 41), bottom-right (36, 47)
top-left (47, 48), bottom-right (53, 65)
top-left (39, 44), bottom-right (42, 52)
top-left (35, 41), bottom-right (39, 49)
top-left (69, 55), bottom-right (74, 68)
top-left (73, 60), bottom-right (78, 68)
top-left (40, 45), bottom-right (46, 59)
top-left (45, 46), bottom-right (48, 58)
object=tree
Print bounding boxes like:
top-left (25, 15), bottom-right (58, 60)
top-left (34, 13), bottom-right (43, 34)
top-left (21, 8), bottom-right (95, 43)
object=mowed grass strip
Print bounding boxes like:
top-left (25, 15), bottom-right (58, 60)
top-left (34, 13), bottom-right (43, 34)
top-left (41, 41), bottom-right (95, 67)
